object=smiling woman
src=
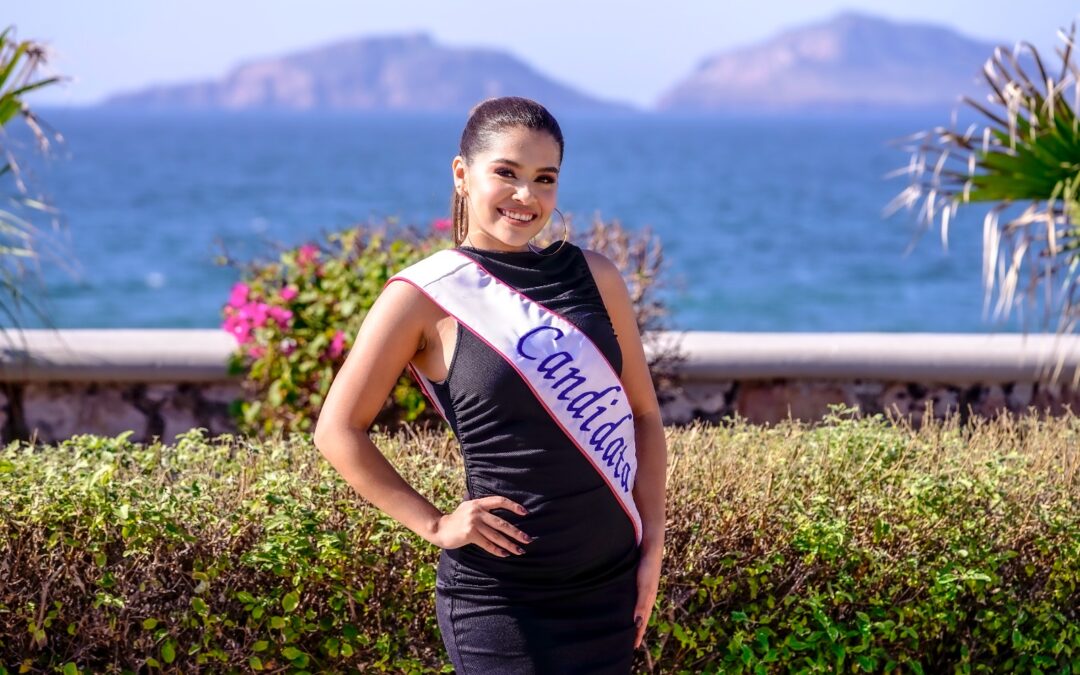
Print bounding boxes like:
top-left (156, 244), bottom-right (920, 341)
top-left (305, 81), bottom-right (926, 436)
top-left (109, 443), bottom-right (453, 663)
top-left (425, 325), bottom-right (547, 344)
top-left (313, 96), bottom-right (668, 673)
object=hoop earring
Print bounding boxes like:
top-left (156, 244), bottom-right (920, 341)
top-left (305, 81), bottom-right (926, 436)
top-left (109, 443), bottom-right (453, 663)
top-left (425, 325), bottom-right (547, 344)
top-left (530, 207), bottom-right (569, 256)
top-left (455, 191), bottom-right (469, 246)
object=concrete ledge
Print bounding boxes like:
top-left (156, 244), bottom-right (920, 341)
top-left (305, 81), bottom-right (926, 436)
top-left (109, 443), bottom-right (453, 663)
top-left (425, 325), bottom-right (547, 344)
top-left (0, 329), bottom-right (239, 382)
top-left (6, 329), bottom-right (1080, 384)
top-left (664, 331), bottom-right (1080, 384)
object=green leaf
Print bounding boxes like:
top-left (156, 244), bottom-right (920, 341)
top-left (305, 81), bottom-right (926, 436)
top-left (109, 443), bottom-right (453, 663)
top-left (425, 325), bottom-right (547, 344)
top-left (282, 591), bottom-right (300, 613)
top-left (161, 640), bottom-right (176, 664)
top-left (62, 664), bottom-right (77, 675)
top-left (142, 618), bottom-right (158, 630)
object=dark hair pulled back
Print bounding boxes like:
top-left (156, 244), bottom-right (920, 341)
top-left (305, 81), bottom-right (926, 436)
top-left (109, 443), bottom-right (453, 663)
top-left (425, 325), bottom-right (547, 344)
top-left (451, 97), bottom-right (564, 246)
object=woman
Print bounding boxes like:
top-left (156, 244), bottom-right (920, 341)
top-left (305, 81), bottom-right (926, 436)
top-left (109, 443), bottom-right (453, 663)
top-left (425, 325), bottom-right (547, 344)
top-left (314, 96), bottom-right (666, 674)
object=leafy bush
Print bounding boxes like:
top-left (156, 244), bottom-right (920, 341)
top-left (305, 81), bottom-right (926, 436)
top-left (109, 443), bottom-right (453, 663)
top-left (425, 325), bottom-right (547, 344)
top-left (218, 217), bottom-right (677, 440)
top-left (1, 410), bottom-right (1077, 672)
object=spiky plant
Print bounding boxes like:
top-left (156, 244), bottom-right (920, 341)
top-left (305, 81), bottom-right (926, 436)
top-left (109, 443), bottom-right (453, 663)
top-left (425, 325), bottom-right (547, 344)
top-left (0, 26), bottom-right (63, 340)
top-left (888, 25), bottom-right (1080, 339)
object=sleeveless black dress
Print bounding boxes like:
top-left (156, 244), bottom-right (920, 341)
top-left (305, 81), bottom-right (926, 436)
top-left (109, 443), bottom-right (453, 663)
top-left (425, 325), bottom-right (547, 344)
top-left (428, 241), bottom-right (641, 674)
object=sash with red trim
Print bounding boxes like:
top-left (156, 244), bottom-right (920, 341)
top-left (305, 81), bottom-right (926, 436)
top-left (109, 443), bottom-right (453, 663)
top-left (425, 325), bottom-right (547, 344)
top-left (386, 248), bottom-right (642, 545)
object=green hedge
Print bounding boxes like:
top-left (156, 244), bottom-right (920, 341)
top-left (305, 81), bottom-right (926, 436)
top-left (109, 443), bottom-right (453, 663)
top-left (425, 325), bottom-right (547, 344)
top-left (1, 409), bottom-right (1078, 673)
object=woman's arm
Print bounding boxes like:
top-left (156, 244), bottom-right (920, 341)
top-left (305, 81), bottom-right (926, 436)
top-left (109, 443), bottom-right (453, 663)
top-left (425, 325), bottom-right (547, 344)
top-left (313, 280), bottom-right (533, 557)
top-left (583, 249), bottom-right (668, 648)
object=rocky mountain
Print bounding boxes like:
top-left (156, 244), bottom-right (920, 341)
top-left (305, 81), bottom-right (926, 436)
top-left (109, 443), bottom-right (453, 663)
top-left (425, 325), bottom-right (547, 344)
top-left (656, 12), bottom-right (1002, 113)
top-left (103, 33), bottom-right (629, 114)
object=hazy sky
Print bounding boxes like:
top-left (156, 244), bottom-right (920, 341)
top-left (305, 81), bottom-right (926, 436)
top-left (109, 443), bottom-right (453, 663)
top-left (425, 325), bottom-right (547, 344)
top-left (10, 1), bottom-right (1080, 108)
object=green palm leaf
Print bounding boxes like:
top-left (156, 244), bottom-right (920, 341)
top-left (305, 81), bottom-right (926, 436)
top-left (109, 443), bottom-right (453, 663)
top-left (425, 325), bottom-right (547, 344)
top-left (890, 23), bottom-right (1080, 339)
top-left (0, 26), bottom-right (66, 337)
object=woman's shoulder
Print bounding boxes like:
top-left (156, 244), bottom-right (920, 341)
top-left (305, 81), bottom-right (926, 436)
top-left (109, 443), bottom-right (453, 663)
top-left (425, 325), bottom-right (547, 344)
top-left (577, 247), bottom-right (623, 293)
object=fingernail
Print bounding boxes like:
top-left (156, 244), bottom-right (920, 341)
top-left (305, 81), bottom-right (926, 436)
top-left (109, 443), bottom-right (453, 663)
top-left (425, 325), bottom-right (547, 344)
top-left (635, 616), bottom-right (643, 627)
top-left (516, 546), bottom-right (525, 554)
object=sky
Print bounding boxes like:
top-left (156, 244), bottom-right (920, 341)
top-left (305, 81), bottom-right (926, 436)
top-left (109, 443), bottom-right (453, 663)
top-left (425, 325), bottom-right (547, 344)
top-left (9, 1), bottom-right (1080, 108)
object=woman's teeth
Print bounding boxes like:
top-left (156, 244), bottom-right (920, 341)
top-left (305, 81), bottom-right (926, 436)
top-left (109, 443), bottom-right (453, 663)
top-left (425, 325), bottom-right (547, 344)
top-left (499, 208), bottom-right (536, 223)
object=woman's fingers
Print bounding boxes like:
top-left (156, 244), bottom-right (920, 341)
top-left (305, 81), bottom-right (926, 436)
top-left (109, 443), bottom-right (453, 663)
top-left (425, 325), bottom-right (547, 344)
top-left (477, 522), bottom-right (527, 556)
top-left (480, 510), bottom-right (533, 546)
top-left (475, 494), bottom-right (528, 516)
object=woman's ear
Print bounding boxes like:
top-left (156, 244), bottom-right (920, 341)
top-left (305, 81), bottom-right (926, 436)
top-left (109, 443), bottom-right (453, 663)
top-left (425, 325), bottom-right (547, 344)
top-left (451, 156), bottom-right (468, 194)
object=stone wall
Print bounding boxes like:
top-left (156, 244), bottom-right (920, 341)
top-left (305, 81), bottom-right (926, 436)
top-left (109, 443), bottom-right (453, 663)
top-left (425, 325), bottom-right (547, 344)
top-left (662, 378), bottom-right (1079, 426)
top-left (1, 381), bottom-right (242, 445)
top-left (3, 329), bottom-right (1079, 445)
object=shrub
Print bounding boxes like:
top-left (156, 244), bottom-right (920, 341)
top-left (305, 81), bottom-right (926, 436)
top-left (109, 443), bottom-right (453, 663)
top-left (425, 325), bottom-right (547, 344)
top-left (218, 216), bottom-right (678, 441)
top-left (217, 223), bottom-right (449, 438)
top-left (1, 410), bottom-right (1077, 672)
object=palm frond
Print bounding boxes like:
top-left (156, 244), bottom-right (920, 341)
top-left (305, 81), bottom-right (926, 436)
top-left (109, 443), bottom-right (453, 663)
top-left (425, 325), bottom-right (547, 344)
top-left (0, 26), bottom-right (65, 336)
top-left (889, 23), bottom-right (1080, 340)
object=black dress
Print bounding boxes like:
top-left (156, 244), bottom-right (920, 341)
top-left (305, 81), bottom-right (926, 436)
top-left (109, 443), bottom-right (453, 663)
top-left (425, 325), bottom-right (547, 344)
top-left (428, 241), bottom-right (641, 674)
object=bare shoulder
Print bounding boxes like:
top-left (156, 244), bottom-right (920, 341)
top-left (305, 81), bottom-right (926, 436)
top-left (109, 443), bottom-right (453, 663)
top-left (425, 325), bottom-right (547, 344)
top-left (579, 247), bottom-right (625, 294)
top-left (380, 274), bottom-right (448, 343)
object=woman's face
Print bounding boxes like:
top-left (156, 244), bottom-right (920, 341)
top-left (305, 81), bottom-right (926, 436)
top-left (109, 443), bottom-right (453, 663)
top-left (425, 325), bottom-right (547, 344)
top-left (453, 126), bottom-right (561, 252)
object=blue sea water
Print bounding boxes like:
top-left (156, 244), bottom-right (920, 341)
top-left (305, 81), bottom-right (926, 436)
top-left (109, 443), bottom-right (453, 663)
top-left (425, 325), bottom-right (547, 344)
top-left (7, 109), bottom-right (1033, 332)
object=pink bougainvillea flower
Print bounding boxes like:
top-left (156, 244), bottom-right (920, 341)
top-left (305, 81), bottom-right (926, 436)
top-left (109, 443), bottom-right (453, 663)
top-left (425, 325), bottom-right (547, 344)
top-left (267, 306), bottom-right (294, 327)
top-left (279, 286), bottom-right (299, 302)
top-left (297, 244), bottom-right (320, 266)
top-left (228, 282), bottom-right (250, 308)
top-left (240, 301), bottom-right (270, 328)
top-left (431, 217), bottom-right (452, 232)
top-left (222, 312), bottom-right (253, 345)
top-left (247, 345), bottom-right (266, 359)
top-left (327, 330), bottom-right (346, 360)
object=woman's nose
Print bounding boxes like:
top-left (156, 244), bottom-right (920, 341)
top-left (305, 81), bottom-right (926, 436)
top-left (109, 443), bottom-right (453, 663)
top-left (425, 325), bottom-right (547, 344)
top-left (513, 183), bottom-right (533, 203)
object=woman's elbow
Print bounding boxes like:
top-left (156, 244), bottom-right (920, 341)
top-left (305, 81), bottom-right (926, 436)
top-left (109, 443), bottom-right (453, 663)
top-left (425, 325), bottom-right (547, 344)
top-left (313, 415), bottom-right (348, 452)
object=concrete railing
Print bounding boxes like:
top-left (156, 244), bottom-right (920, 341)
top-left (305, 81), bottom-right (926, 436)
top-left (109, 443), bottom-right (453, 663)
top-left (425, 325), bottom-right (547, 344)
top-left (3, 329), bottom-right (1079, 444)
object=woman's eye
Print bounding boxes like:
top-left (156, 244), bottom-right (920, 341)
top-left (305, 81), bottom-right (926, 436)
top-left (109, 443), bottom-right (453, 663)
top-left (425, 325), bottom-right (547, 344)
top-left (495, 168), bottom-right (515, 178)
top-left (537, 175), bottom-right (556, 184)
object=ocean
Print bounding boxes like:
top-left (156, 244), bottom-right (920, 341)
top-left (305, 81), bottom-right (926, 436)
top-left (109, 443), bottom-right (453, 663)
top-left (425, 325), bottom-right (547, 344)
top-left (7, 109), bottom-right (1035, 333)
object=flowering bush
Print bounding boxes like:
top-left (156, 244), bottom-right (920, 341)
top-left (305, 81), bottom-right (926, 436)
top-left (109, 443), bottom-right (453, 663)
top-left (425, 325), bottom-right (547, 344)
top-left (219, 224), bottom-right (450, 438)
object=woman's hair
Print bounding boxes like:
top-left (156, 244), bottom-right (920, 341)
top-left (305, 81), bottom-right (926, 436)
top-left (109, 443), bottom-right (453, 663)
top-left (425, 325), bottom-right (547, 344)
top-left (451, 97), bottom-right (564, 246)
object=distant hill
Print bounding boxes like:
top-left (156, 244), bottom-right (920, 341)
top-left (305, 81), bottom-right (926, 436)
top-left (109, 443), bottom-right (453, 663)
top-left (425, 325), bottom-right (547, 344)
top-left (656, 12), bottom-right (1002, 114)
top-left (102, 33), bottom-right (630, 114)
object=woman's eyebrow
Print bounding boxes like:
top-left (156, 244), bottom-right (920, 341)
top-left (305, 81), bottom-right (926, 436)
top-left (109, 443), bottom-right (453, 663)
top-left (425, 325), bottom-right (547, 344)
top-left (490, 158), bottom-right (559, 174)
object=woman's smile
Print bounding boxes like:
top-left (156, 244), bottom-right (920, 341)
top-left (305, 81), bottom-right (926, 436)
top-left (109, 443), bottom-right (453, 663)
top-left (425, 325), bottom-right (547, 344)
top-left (497, 207), bottom-right (538, 225)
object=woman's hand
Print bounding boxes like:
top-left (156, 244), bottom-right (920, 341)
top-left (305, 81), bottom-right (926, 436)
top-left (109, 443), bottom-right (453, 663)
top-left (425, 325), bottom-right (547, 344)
top-left (633, 548), bottom-right (662, 649)
top-left (433, 496), bottom-right (533, 557)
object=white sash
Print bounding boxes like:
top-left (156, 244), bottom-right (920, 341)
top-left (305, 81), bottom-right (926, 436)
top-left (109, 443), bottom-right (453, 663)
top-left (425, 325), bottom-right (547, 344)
top-left (387, 248), bottom-right (642, 544)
